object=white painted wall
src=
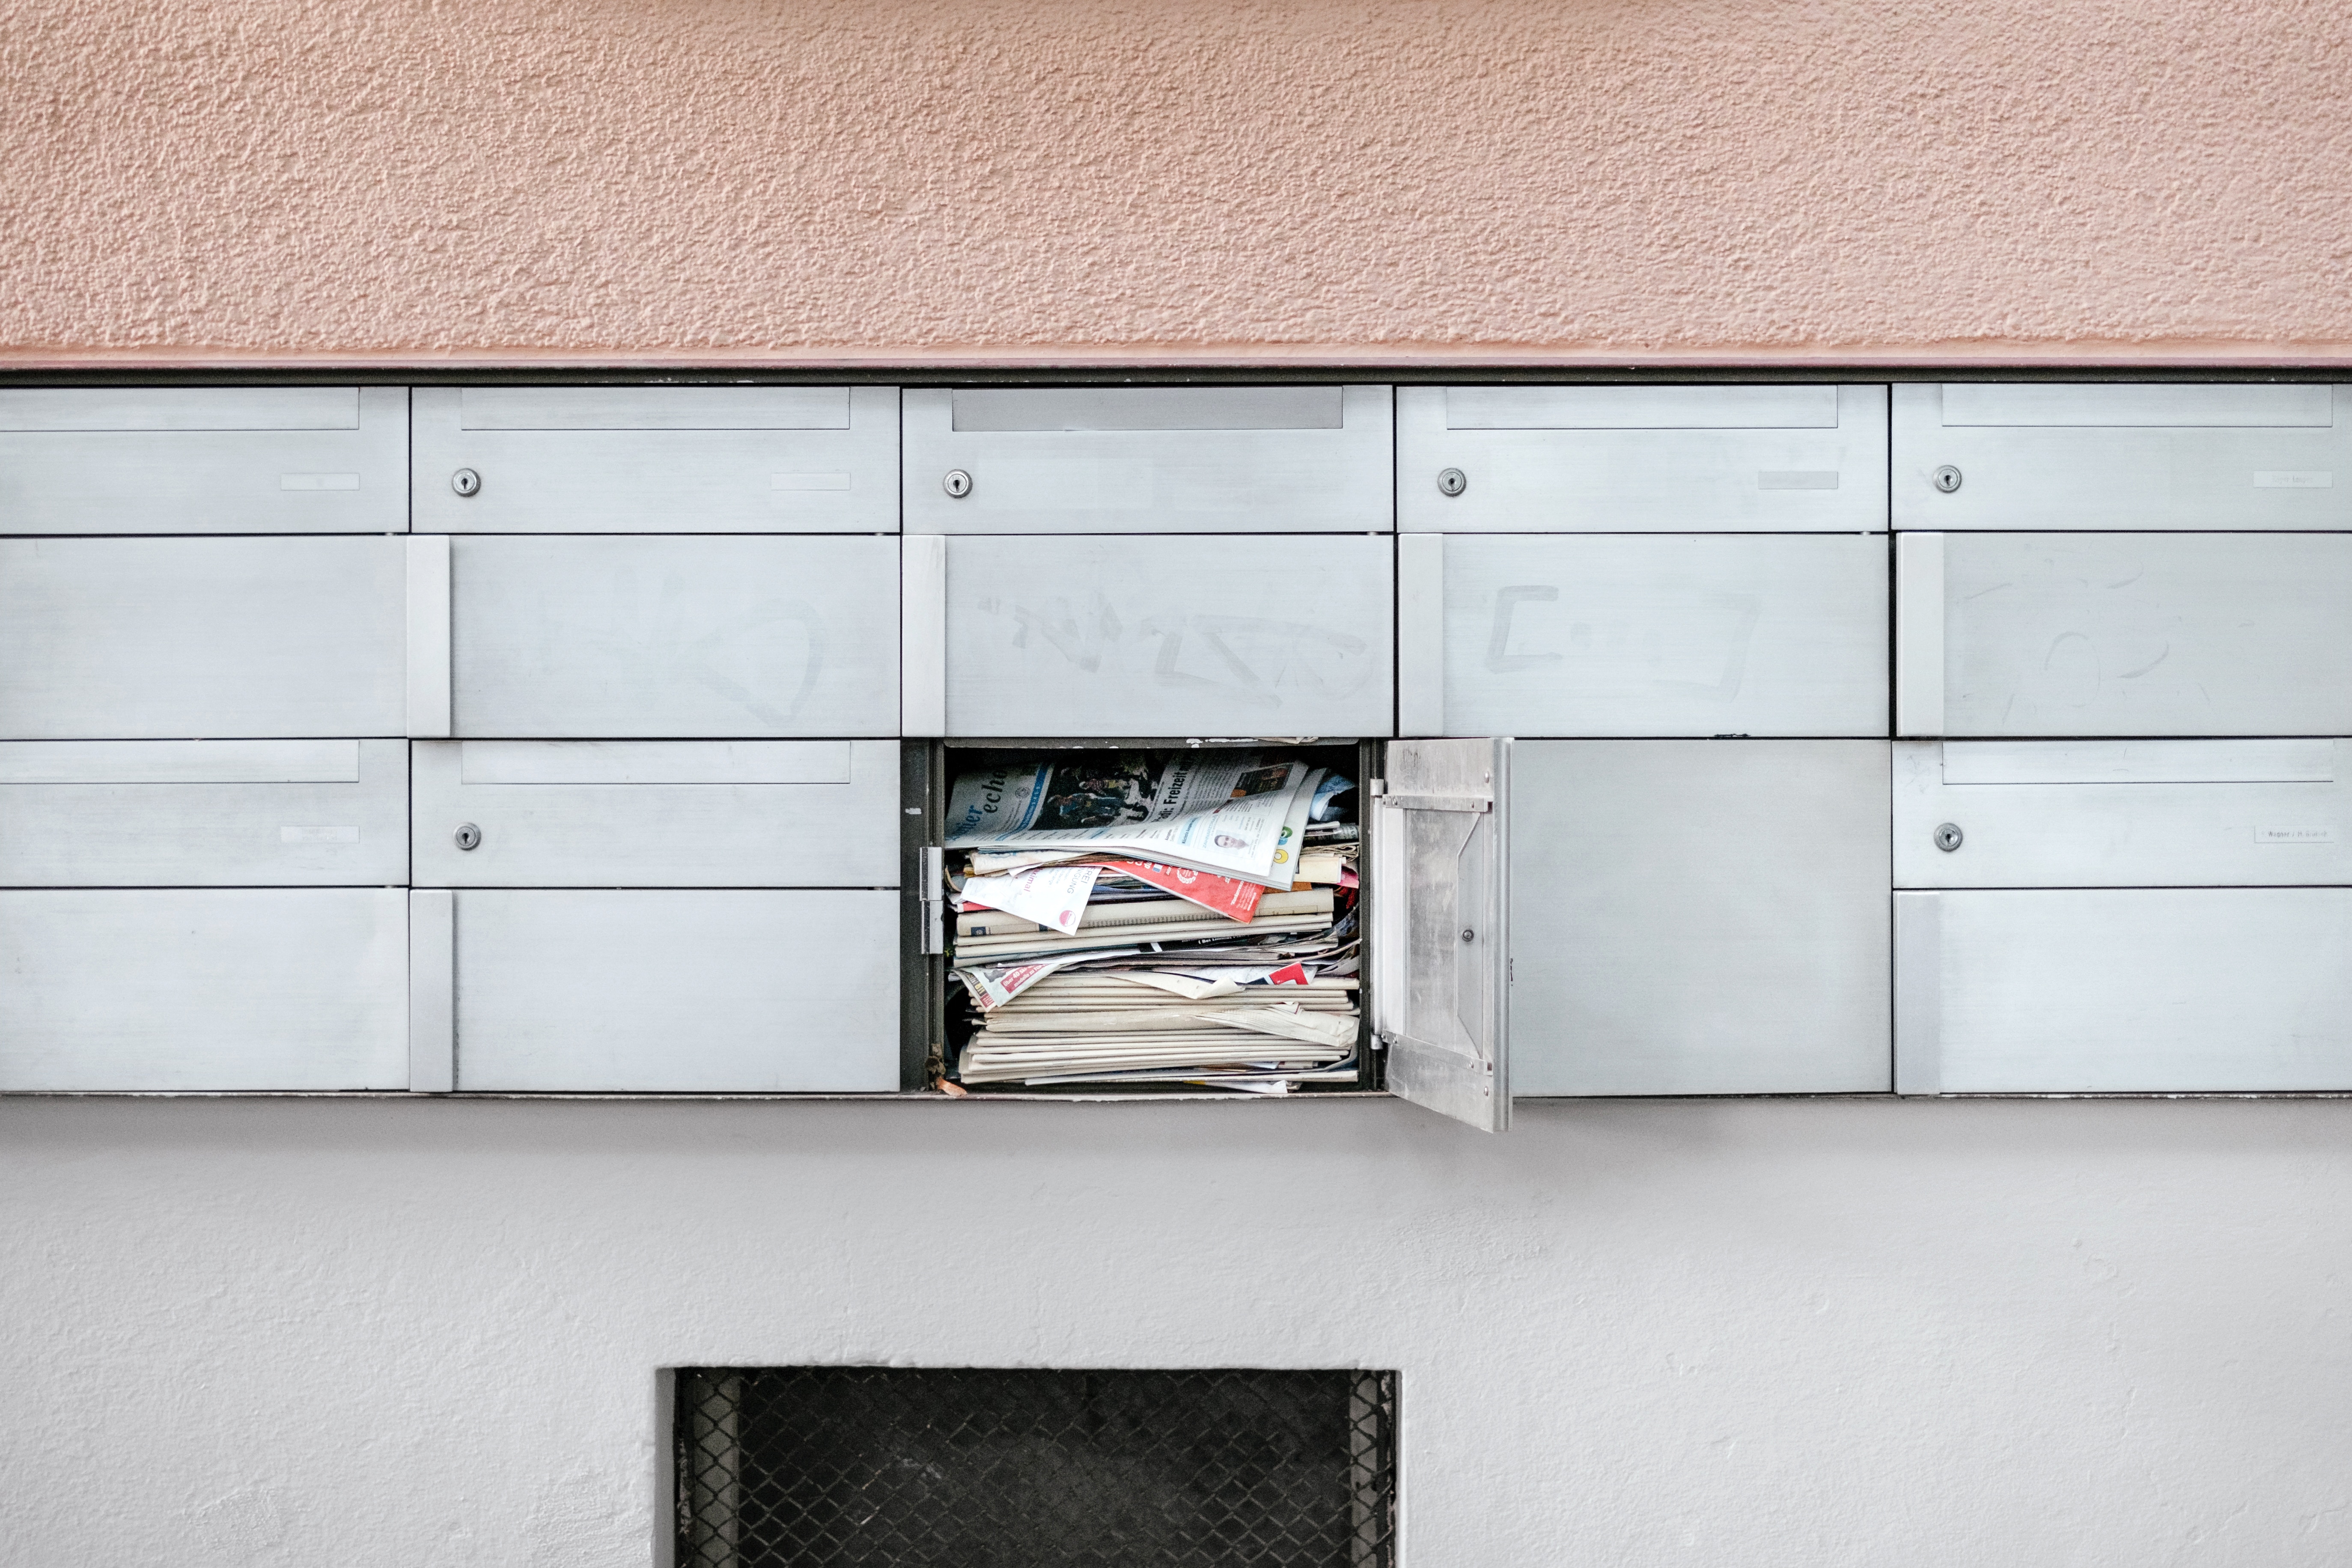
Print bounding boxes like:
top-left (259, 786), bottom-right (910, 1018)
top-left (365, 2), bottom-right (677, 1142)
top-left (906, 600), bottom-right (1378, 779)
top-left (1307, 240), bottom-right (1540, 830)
top-left (3, 1096), bottom-right (2348, 1566)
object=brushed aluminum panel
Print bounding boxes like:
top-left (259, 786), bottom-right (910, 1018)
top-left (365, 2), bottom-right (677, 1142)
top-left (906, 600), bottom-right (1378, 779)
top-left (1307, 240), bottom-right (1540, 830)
top-left (1435, 534), bottom-right (1887, 737)
top-left (0, 888), bottom-right (408, 1090)
top-left (1397, 384), bottom-right (1886, 533)
top-left (1509, 740), bottom-right (1892, 1095)
top-left (1936, 533), bottom-right (2352, 737)
top-left (905, 385), bottom-right (1392, 534)
top-left (0, 387), bottom-right (406, 535)
top-left (0, 536), bottom-right (407, 739)
top-left (408, 889), bottom-right (455, 1092)
top-left (450, 889), bottom-right (899, 1092)
top-left (411, 739), bottom-right (898, 887)
top-left (0, 738), bottom-right (407, 886)
top-left (1895, 738), bottom-right (2352, 887)
top-left (450, 535), bottom-right (900, 738)
top-left (1893, 383), bottom-right (2351, 530)
top-left (1372, 738), bottom-right (1509, 1131)
top-left (412, 385), bottom-right (896, 533)
top-left (942, 534), bottom-right (1393, 737)
top-left (1441, 384), bottom-right (1840, 430)
top-left (1894, 888), bottom-right (2352, 1092)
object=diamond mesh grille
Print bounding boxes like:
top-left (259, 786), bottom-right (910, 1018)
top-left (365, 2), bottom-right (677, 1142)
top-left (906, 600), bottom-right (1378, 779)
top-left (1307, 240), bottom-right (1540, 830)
top-left (676, 1367), bottom-right (1396, 1568)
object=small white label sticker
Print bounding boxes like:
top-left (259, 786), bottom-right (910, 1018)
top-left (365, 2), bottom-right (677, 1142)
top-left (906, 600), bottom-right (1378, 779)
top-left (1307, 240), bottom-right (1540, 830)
top-left (2256, 825), bottom-right (2336, 845)
top-left (2254, 470), bottom-right (2332, 488)
top-left (280, 473), bottom-right (362, 491)
top-left (281, 825), bottom-right (360, 843)
top-left (1756, 470), bottom-right (1840, 491)
top-left (771, 472), bottom-right (852, 491)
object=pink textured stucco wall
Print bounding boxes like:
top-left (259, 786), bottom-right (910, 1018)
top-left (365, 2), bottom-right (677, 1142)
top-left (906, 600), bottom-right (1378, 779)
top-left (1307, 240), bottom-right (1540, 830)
top-left (4, 0), bottom-right (2350, 366)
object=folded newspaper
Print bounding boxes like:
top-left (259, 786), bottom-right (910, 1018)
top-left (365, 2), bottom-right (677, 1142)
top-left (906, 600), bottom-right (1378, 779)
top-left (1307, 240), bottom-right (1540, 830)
top-left (946, 752), bottom-right (1321, 890)
top-left (944, 751), bottom-right (1362, 1092)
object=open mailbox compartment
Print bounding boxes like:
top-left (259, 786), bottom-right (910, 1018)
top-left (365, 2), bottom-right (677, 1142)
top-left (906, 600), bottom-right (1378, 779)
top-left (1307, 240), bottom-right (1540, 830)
top-left (902, 736), bottom-right (1512, 1130)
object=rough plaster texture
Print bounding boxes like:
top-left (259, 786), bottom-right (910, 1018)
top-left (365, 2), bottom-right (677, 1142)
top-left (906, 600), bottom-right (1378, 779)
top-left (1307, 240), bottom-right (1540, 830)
top-left (2, 1096), bottom-right (2348, 1566)
top-left (5, 0), bottom-right (2352, 365)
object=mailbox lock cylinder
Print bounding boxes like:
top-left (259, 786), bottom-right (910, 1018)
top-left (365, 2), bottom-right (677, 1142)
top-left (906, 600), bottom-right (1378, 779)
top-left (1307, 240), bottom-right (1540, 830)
top-left (1437, 467), bottom-right (1468, 497)
top-left (451, 467), bottom-right (482, 497)
top-left (1932, 464), bottom-right (1963, 494)
top-left (1934, 822), bottom-right (1964, 852)
top-left (454, 822), bottom-right (482, 851)
top-left (942, 469), bottom-right (973, 499)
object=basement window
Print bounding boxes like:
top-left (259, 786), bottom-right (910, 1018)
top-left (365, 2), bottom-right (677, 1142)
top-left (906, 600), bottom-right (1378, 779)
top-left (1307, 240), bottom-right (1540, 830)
top-left (674, 1366), bottom-right (1397, 1567)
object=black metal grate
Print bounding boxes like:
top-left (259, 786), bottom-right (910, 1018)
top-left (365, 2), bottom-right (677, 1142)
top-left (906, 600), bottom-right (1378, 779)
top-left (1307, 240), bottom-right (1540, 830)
top-left (675, 1367), bottom-right (1396, 1568)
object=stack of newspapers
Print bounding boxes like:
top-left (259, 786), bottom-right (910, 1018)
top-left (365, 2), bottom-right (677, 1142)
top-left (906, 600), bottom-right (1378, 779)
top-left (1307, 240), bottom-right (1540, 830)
top-left (944, 750), bottom-right (1362, 1094)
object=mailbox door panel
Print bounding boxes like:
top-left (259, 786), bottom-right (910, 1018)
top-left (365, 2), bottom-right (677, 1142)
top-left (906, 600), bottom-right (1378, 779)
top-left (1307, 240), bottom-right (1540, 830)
top-left (0, 888), bottom-right (409, 1089)
top-left (0, 738), bottom-right (408, 886)
top-left (1893, 382), bottom-right (2351, 531)
top-left (450, 889), bottom-right (899, 1092)
top-left (411, 739), bottom-right (899, 887)
top-left (1509, 740), bottom-right (1891, 1095)
top-left (1894, 738), bottom-right (2352, 887)
top-left (943, 534), bottom-right (1393, 737)
top-left (1896, 888), bottom-right (2352, 1092)
top-left (450, 536), bottom-right (899, 737)
top-left (1938, 533), bottom-right (2352, 737)
top-left (904, 385), bottom-right (1393, 535)
top-left (0, 537), bottom-right (407, 739)
top-left (1435, 534), bottom-right (1887, 737)
top-left (411, 385), bottom-right (899, 533)
top-left (1399, 383), bottom-right (1888, 533)
top-left (0, 386), bottom-right (408, 535)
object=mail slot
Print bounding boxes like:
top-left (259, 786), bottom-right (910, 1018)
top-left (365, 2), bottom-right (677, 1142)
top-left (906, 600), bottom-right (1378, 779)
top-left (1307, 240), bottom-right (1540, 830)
top-left (0, 386), bottom-right (408, 535)
top-left (411, 385), bottom-right (899, 533)
top-left (0, 739), bottom-right (407, 886)
top-left (1398, 384), bottom-right (1888, 532)
top-left (434, 535), bottom-right (900, 738)
top-left (410, 740), bottom-right (899, 886)
top-left (414, 889), bottom-right (899, 1092)
top-left (1398, 534), bottom-right (1887, 737)
top-left (1509, 740), bottom-right (1891, 1095)
top-left (1895, 532), bottom-right (2352, 737)
top-left (902, 385), bottom-right (1392, 534)
top-left (0, 536), bottom-right (408, 739)
top-left (1896, 889), bottom-right (2352, 1092)
top-left (912, 534), bottom-right (1393, 737)
top-left (0, 888), bottom-right (409, 1090)
top-left (1892, 382), bottom-right (2350, 530)
top-left (1895, 738), bottom-right (2352, 887)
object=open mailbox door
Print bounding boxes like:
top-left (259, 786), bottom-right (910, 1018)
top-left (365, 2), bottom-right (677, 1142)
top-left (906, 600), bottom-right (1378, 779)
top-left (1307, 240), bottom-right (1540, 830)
top-left (1372, 738), bottom-right (1512, 1131)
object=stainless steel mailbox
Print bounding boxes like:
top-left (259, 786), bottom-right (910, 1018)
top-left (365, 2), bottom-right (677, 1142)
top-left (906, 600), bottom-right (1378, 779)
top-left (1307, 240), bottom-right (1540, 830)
top-left (1398, 384), bottom-right (1888, 533)
top-left (902, 385), bottom-right (1392, 534)
top-left (0, 537), bottom-right (408, 739)
top-left (919, 534), bottom-right (1393, 737)
top-left (1398, 533), bottom-right (1887, 737)
top-left (0, 888), bottom-right (409, 1090)
top-left (411, 385), bottom-right (899, 533)
top-left (411, 740), bottom-right (899, 887)
top-left (415, 889), bottom-right (899, 1092)
top-left (0, 739), bottom-right (407, 886)
top-left (1892, 382), bottom-right (2350, 531)
top-left (1508, 740), bottom-right (1891, 1095)
top-left (1895, 738), bottom-right (2352, 887)
top-left (1896, 889), bottom-right (2352, 1092)
top-left (1895, 532), bottom-right (2352, 737)
top-left (435, 535), bottom-right (900, 738)
top-left (0, 386), bottom-right (408, 535)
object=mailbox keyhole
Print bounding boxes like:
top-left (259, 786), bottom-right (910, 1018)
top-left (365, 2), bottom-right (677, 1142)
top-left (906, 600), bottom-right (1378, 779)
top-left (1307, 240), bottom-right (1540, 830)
top-left (1934, 822), bottom-right (1964, 852)
top-left (454, 823), bottom-right (482, 851)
